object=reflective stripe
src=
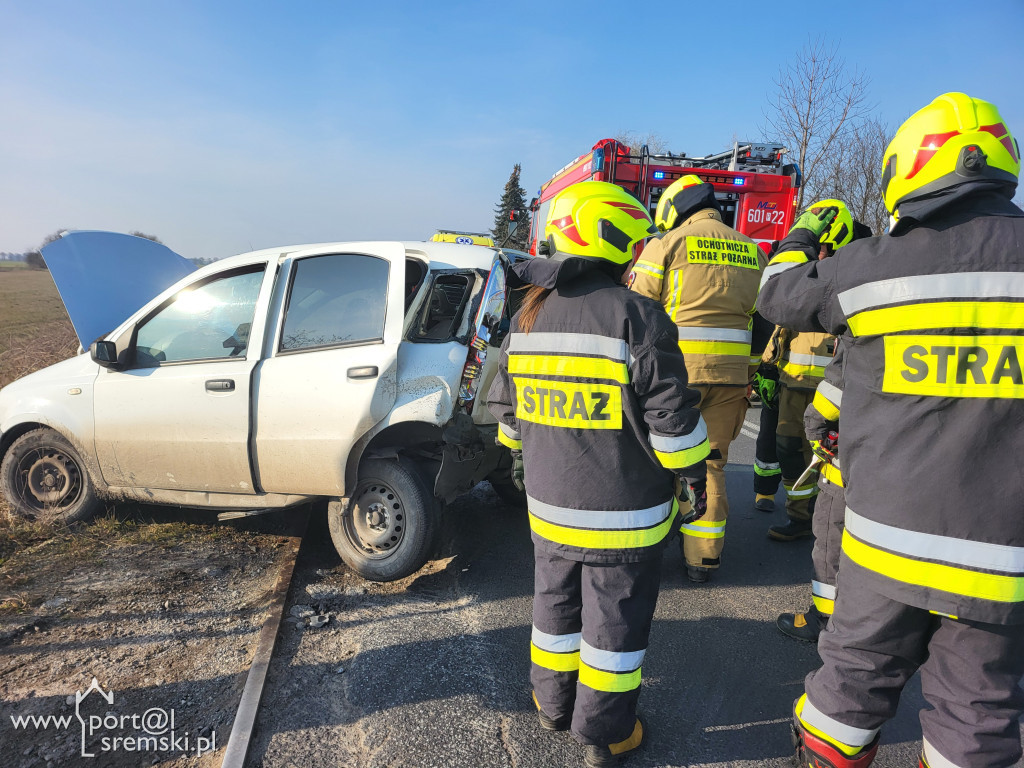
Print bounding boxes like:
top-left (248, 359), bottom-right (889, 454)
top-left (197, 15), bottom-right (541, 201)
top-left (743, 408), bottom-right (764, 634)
top-left (754, 459), bottom-right (781, 477)
top-left (497, 422), bottom-right (522, 449)
top-left (811, 580), bottom-right (837, 600)
top-left (508, 354), bottom-right (630, 384)
top-left (784, 352), bottom-right (833, 368)
top-left (816, 380), bottom-right (843, 408)
top-left (812, 594), bottom-right (835, 615)
top-left (849, 300), bottom-right (1024, 337)
top-left (654, 439), bottom-right (710, 469)
top-left (528, 497), bottom-right (673, 530)
top-left (527, 500), bottom-right (678, 550)
top-left (770, 250), bottom-right (811, 264)
top-left (649, 418), bottom-right (708, 453)
top-left (845, 507), bottom-right (1024, 573)
top-left (579, 639), bottom-right (645, 672)
top-left (837, 272), bottom-right (1024, 316)
top-left (508, 332), bottom-right (628, 362)
top-left (785, 483), bottom-right (818, 499)
top-left (632, 259), bottom-right (664, 278)
top-left (681, 518), bottom-right (726, 539)
top-left (677, 327), bottom-right (752, 343)
top-left (532, 626), bottom-right (581, 653)
top-left (922, 738), bottom-right (965, 768)
top-left (759, 259), bottom-right (804, 289)
top-left (798, 694), bottom-right (879, 749)
top-left (812, 390), bottom-right (841, 422)
top-left (820, 461), bottom-right (843, 487)
top-left (677, 327), bottom-right (752, 357)
top-left (842, 531), bottom-right (1024, 603)
top-left (668, 270), bottom-right (683, 323)
top-left (531, 644), bottom-right (580, 673)
top-left (749, 355), bottom-right (761, 366)
top-left (578, 660), bottom-right (641, 693)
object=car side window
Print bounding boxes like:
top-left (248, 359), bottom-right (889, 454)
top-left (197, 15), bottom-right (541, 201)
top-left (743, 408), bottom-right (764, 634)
top-left (134, 268), bottom-right (265, 367)
top-left (280, 254), bottom-right (389, 352)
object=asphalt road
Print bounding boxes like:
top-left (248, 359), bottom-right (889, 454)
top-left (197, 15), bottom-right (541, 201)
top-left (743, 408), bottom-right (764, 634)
top-left (250, 405), bottom-right (929, 768)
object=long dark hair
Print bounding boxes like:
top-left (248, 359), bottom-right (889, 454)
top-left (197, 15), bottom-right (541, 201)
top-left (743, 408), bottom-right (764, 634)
top-left (517, 285), bottom-right (551, 333)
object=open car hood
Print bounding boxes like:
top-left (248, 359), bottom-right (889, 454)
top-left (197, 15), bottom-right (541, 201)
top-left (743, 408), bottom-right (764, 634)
top-left (41, 231), bottom-right (197, 348)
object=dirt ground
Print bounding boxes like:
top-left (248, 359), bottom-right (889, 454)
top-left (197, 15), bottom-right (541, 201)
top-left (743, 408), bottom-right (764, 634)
top-left (0, 505), bottom-right (308, 768)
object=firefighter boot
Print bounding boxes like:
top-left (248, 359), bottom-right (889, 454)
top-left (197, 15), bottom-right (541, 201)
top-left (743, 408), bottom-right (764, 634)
top-left (768, 518), bottom-right (812, 541)
top-left (686, 565), bottom-right (710, 583)
top-left (755, 493), bottom-right (776, 512)
top-left (791, 707), bottom-right (878, 768)
top-left (532, 691), bottom-right (570, 731)
top-left (776, 604), bottom-right (827, 642)
top-left (584, 717), bottom-right (643, 768)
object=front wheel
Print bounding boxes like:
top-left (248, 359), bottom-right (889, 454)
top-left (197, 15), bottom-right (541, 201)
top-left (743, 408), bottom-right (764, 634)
top-left (328, 458), bottom-right (440, 581)
top-left (0, 428), bottom-right (101, 524)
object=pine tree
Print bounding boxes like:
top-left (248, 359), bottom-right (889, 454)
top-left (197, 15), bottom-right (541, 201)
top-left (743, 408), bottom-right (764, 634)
top-left (491, 163), bottom-right (530, 250)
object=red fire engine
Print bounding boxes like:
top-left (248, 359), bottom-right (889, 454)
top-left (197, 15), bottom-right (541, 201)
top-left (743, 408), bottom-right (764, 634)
top-left (527, 138), bottom-right (801, 256)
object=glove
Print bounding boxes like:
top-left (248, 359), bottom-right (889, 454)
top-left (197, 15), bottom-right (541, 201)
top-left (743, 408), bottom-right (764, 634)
top-left (676, 459), bottom-right (708, 524)
top-left (681, 478), bottom-right (708, 524)
top-left (810, 430), bottom-right (839, 462)
top-left (791, 205), bottom-right (838, 241)
top-left (511, 450), bottom-right (525, 492)
top-left (753, 371), bottom-right (779, 409)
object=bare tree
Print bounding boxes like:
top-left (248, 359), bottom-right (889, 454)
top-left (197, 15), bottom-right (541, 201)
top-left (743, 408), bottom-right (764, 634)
top-left (613, 131), bottom-right (670, 155)
top-left (762, 37), bottom-right (872, 210)
top-left (818, 117), bottom-right (891, 236)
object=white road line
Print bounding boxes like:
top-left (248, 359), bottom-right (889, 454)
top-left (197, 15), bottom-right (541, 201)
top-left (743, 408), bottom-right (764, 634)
top-left (742, 420), bottom-right (760, 431)
top-left (704, 717), bottom-right (791, 732)
top-left (740, 428), bottom-right (758, 440)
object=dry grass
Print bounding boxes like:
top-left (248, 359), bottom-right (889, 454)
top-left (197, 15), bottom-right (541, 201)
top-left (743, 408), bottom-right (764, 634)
top-left (0, 269), bottom-right (78, 389)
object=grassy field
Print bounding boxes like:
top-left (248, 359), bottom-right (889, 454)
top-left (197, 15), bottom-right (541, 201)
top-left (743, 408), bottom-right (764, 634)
top-left (0, 268), bottom-right (78, 389)
top-left (0, 261), bottom-right (30, 271)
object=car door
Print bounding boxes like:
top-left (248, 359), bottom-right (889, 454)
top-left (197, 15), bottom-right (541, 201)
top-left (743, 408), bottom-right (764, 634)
top-left (92, 263), bottom-right (274, 492)
top-left (253, 243), bottom-right (405, 496)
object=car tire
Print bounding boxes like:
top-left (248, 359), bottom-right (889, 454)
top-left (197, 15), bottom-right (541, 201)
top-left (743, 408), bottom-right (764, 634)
top-left (0, 428), bottom-right (102, 525)
top-left (328, 458), bottom-right (440, 582)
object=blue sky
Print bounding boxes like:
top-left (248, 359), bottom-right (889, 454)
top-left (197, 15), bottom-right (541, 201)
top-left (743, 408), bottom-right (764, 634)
top-left (1, 0), bottom-right (1022, 260)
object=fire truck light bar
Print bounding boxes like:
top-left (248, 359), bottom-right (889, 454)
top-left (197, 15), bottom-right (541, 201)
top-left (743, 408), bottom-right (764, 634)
top-left (733, 178), bottom-right (745, 186)
top-left (653, 171), bottom-right (665, 179)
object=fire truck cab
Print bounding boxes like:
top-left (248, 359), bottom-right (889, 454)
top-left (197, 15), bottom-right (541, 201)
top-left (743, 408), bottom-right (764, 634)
top-left (528, 139), bottom-right (801, 256)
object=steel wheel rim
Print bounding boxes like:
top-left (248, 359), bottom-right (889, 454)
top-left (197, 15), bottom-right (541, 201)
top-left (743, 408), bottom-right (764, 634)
top-left (15, 446), bottom-right (83, 512)
top-left (344, 482), bottom-right (406, 560)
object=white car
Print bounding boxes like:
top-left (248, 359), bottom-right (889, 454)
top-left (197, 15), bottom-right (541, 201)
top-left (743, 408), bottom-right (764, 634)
top-left (0, 232), bottom-right (526, 580)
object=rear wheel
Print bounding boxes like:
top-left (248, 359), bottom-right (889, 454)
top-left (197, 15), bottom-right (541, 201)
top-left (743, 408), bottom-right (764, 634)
top-left (328, 458), bottom-right (440, 581)
top-left (0, 428), bottom-right (101, 524)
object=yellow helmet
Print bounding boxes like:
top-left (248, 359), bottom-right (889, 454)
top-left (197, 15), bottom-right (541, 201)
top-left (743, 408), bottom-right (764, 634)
top-left (544, 181), bottom-right (658, 265)
top-left (655, 174), bottom-right (705, 232)
top-left (807, 198), bottom-right (854, 249)
top-left (881, 92), bottom-right (1019, 214)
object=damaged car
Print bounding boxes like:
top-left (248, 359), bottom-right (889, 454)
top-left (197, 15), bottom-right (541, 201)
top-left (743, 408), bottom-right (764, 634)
top-left (0, 231), bottom-right (527, 580)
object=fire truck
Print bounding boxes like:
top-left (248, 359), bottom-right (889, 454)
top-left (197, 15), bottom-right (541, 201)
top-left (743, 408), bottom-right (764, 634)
top-left (527, 138), bottom-right (801, 256)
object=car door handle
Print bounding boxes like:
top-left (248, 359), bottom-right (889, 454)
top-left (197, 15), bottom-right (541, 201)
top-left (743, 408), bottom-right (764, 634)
top-left (205, 379), bottom-right (235, 392)
top-left (347, 366), bottom-right (378, 380)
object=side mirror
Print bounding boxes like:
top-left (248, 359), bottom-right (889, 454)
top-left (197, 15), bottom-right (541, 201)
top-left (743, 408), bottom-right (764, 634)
top-left (90, 340), bottom-right (121, 370)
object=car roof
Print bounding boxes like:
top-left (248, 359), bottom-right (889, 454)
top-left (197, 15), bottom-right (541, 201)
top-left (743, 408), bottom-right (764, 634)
top-left (210, 240), bottom-right (505, 273)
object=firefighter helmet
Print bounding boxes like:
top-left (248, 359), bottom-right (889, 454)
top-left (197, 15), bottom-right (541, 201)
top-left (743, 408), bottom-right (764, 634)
top-left (806, 198), bottom-right (854, 249)
top-left (881, 92), bottom-right (1020, 214)
top-left (655, 174), bottom-right (705, 232)
top-left (544, 181), bottom-right (657, 265)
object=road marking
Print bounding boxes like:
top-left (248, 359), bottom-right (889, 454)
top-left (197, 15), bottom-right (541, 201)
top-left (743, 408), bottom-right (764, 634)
top-left (704, 716), bottom-right (790, 732)
top-left (740, 428), bottom-right (758, 440)
top-left (743, 420), bottom-right (760, 431)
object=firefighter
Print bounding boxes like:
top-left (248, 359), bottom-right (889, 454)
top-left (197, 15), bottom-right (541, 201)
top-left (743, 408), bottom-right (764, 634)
top-left (629, 175), bottom-right (767, 582)
top-left (758, 92), bottom-right (1024, 768)
top-left (487, 180), bottom-right (709, 768)
top-left (763, 200), bottom-right (855, 542)
top-left (776, 219), bottom-right (873, 641)
top-left (776, 340), bottom-right (846, 640)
